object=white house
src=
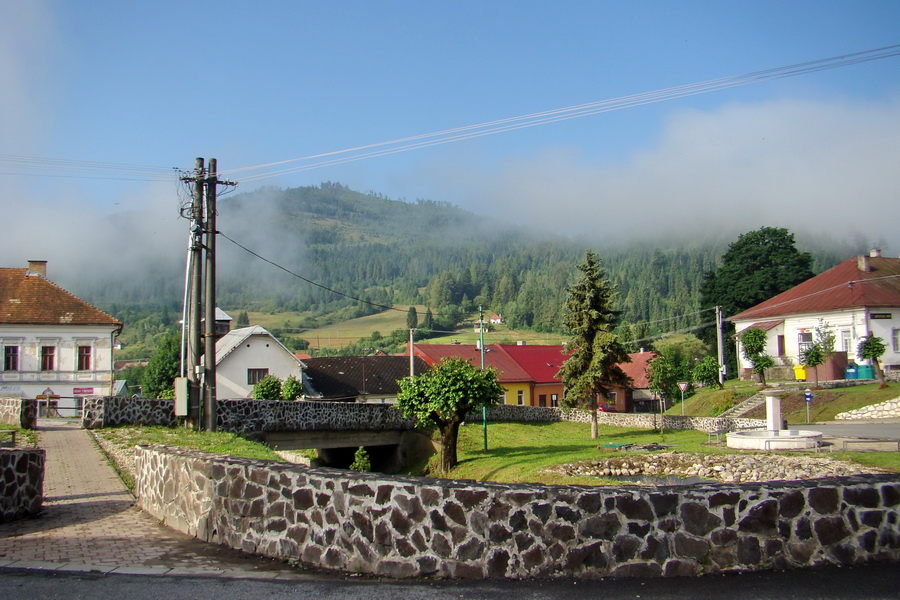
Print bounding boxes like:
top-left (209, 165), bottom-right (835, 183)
top-left (730, 250), bottom-right (900, 377)
top-left (214, 325), bottom-right (306, 398)
top-left (0, 261), bottom-right (122, 410)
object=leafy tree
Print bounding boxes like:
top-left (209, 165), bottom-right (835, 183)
top-left (140, 333), bottom-right (181, 398)
top-left (652, 333), bottom-right (708, 362)
top-left (693, 355), bottom-right (723, 389)
top-left (282, 374), bottom-right (303, 400)
top-left (700, 227), bottom-right (814, 376)
top-left (349, 446), bottom-right (371, 471)
top-left (252, 374), bottom-right (283, 400)
top-left (397, 357), bottom-right (503, 472)
top-left (858, 333), bottom-right (888, 389)
top-left (740, 327), bottom-right (774, 386)
top-left (235, 310), bottom-right (250, 328)
top-left (557, 250), bottom-right (631, 439)
top-left (800, 345), bottom-right (825, 388)
top-left (406, 306), bottom-right (418, 330)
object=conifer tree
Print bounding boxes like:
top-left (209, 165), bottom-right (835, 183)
top-left (557, 250), bottom-right (631, 439)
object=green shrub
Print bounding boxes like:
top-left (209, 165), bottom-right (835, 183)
top-left (349, 446), bottom-right (371, 471)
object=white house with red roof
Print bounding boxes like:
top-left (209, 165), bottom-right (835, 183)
top-left (730, 250), bottom-right (900, 377)
top-left (0, 261), bottom-right (123, 406)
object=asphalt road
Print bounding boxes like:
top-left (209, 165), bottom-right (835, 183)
top-left (787, 418), bottom-right (900, 447)
top-left (3, 563), bottom-right (900, 600)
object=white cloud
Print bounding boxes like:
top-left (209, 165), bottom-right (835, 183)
top-left (445, 96), bottom-right (900, 248)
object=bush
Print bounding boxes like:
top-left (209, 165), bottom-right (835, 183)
top-left (282, 375), bottom-right (303, 401)
top-left (349, 446), bottom-right (371, 471)
top-left (252, 375), bottom-right (282, 400)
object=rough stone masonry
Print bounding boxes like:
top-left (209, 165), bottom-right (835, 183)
top-left (135, 445), bottom-right (900, 579)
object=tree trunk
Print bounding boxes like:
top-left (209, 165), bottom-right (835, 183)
top-left (590, 394), bottom-right (598, 439)
top-left (439, 419), bottom-right (462, 473)
top-left (874, 360), bottom-right (888, 389)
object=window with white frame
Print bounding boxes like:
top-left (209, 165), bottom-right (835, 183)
top-left (3, 346), bottom-right (19, 371)
top-left (517, 390), bottom-right (524, 405)
top-left (893, 329), bottom-right (900, 353)
top-left (841, 330), bottom-right (852, 353)
top-left (77, 346), bottom-right (92, 371)
top-left (798, 331), bottom-right (814, 353)
top-left (41, 346), bottom-right (56, 371)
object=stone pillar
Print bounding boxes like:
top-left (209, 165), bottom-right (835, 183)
top-left (765, 390), bottom-right (784, 431)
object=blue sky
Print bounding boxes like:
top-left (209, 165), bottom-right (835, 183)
top-left (2, 1), bottom-right (900, 279)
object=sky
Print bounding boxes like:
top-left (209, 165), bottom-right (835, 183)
top-left (2, 1), bottom-right (900, 285)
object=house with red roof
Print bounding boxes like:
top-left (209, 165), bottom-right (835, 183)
top-left (411, 342), bottom-right (655, 411)
top-left (1, 261), bottom-right (122, 407)
top-left (730, 250), bottom-right (900, 378)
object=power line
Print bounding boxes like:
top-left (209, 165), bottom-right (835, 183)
top-left (222, 43), bottom-right (900, 183)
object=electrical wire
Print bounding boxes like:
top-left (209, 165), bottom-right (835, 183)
top-left (221, 43), bottom-right (900, 183)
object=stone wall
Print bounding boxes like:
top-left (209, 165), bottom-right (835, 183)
top-left (0, 448), bottom-right (45, 523)
top-left (82, 396), bottom-right (178, 429)
top-left (476, 405), bottom-right (766, 433)
top-left (835, 397), bottom-right (900, 420)
top-left (135, 444), bottom-right (900, 579)
top-left (0, 397), bottom-right (37, 429)
top-left (216, 399), bottom-right (416, 435)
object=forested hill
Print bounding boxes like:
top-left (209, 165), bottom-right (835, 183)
top-left (82, 182), bottom-right (864, 341)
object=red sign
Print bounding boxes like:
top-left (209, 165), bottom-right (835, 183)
top-left (73, 387), bottom-right (94, 395)
top-left (677, 382), bottom-right (689, 393)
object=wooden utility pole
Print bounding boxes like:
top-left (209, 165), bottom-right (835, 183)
top-left (204, 158), bottom-right (218, 431)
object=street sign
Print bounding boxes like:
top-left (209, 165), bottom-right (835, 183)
top-left (677, 382), bottom-right (689, 393)
top-left (804, 389), bottom-right (813, 403)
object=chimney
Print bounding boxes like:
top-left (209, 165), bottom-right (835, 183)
top-left (857, 255), bottom-right (871, 273)
top-left (870, 248), bottom-right (881, 258)
top-left (26, 260), bottom-right (47, 277)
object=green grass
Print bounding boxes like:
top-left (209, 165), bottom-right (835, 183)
top-left (442, 421), bottom-right (900, 484)
top-left (92, 425), bottom-right (284, 462)
top-left (0, 424), bottom-right (39, 446)
top-left (667, 381), bottom-right (760, 417)
top-left (747, 384), bottom-right (900, 423)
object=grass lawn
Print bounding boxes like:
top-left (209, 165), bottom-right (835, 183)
top-left (92, 425), bottom-right (283, 461)
top-left (0, 424), bottom-right (39, 447)
top-left (443, 420), bottom-right (900, 484)
top-left (744, 384), bottom-right (900, 423)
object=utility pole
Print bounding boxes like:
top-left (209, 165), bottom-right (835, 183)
top-left (204, 158), bottom-right (218, 432)
top-left (187, 158), bottom-right (205, 429)
top-left (179, 157), bottom-right (235, 430)
top-left (715, 305), bottom-right (726, 386)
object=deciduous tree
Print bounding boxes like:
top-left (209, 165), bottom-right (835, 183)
top-left (397, 357), bottom-right (503, 472)
top-left (740, 327), bottom-right (774, 387)
top-left (557, 250), bottom-right (631, 439)
top-left (140, 333), bottom-right (181, 398)
top-left (858, 333), bottom-right (888, 389)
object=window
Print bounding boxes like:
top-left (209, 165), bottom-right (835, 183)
top-left (77, 346), bottom-right (92, 371)
top-left (893, 329), bottom-right (900, 353)
top-left (247, 368), bottom-right (269, 385)
top-left (41, 346), bottom-right (56, 371)
top-left (798, 331), bottom-right (813, 353)
top-left (3, 346), bottom-right (19, 371)
top-left (841, 330), bottom-right (852, 353)
top-left (538, 394), bottom-right (547, 407)
top-left (517, 390), bottom-right (524, 406)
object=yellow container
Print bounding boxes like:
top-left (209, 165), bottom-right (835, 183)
top-left (793, 365), bottom-right (806, 381)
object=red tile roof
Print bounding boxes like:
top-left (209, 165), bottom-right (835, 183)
top-left (412, 343), bottom-right (654, 389)
top-left (0, 268), bottom-right (122, 327)
top-left (494, 344), bottom-right (567, 383)
top-left (412, 344), bottom-right (532, 383)
top-left (730, 256), bottom-right (900, 321)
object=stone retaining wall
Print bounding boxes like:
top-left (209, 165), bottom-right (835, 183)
top-left (0, 448), bottom-right (45, 523)
top-left (477, 405), bottom-right (766, 433)
top-left (135, 444), bottom-right (900, 579)
top-left (216, 399), bottom-right (416, 434)
top-left (0, 397), bottom-right (37, 429)
top-left (82, 396), bottom-right (178, 429)
top-left (835, 397), bottom-right (900, 420)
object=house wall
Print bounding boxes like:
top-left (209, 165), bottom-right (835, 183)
top-left (500, 382), bottom-right (531, 406)
top-left (217, 334), bottom-right (303, 399)
top-left (0, 324), bottom-right (118, 403)
top-left (734, 308), bottom-right (900, 374)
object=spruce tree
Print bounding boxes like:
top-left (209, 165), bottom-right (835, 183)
top-left (557, 250), bottom-right (631, 439)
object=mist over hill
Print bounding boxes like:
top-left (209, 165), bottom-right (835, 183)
top-left (70, 182), bottom-right (869, 340)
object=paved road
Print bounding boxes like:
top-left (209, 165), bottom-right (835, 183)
top-left (788, 418), bottom-right (900, 450)
top-left (1, 562), bottom-right (899, 599)
top-left (0, 419), bottom-right (317, 580)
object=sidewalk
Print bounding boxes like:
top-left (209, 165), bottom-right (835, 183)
top-left (0, 420), bottom-right (317, 579)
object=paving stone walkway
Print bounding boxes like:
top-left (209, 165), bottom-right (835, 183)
top-left (0, 420), bottom-right (317, 579)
